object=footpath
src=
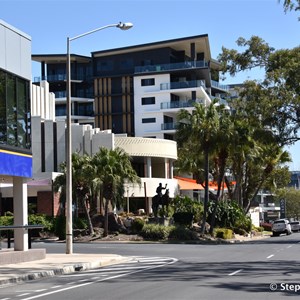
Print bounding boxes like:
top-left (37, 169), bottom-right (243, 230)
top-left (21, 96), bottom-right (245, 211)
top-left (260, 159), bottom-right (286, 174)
top-left (0, 252), bottom-right (130, 287)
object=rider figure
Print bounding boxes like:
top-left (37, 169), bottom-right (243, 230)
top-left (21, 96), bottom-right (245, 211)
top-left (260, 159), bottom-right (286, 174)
top-left (156, 183), bottom-right (167, 202)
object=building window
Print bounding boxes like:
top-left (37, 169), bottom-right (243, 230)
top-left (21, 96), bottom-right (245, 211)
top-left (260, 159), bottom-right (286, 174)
top-left (120, 58), bottom-right (133, 70)
top-left (142, 118), bottom-right (156, 123)
top-left (141, 78), bottom-right (155, 86)
top-left (0, 69), bottom-right (31, 149)
top-left (97, 60), bottom-right (113, 72)
top-left (55, 104), bottom-right (66, 116)
top-left (141, 97), bottom-right (155, 105)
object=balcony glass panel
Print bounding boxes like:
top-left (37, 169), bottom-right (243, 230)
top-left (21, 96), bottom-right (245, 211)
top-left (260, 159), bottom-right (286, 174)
top-left (161, 122), bottom-right (177, 130)
top-left (161, 99), bottom-right (202, 109)
top-left (211, 80), bottom-right (229, 91)
top-left (160, 80), bottom-right (205, 91)
top-left (135, 60), bottom-right (208, 74)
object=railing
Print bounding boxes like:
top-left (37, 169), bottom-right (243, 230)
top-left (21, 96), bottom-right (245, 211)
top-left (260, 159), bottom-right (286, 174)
top-left (161, 122), bottom-right (177, 130)
top-left (160, 80), bottom-right (205, 91)
top-left (54, 91), bottom-right (94, 99)
top-left (0, 225), bottom-right (44, 249)
top-left (33, 74), bottom-right (92, 83)
top-left (135, 60), bottom-right (208, 74)
top-left (160, 98), bottom-right (204, 109)
top-left (211, 80), bottom-right (229, 91)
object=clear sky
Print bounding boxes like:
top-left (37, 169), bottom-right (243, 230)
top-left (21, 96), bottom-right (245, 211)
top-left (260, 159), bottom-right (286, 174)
top-left (1, 0), bottom-right (299, 169)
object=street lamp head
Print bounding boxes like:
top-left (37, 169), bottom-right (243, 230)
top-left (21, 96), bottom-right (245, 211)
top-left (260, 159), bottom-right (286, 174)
top-left (117, 22), bottom-right (133, 30)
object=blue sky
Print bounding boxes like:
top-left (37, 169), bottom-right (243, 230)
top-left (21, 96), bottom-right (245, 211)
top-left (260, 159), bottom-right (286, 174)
top-left (1, 0), bottom-right (299, 169)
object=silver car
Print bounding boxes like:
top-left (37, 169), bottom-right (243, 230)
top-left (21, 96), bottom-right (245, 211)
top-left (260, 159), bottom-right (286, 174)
top-left (272, 219), bottom-right (292, 236)
top-left (290, 221), bottom-right (300, 232)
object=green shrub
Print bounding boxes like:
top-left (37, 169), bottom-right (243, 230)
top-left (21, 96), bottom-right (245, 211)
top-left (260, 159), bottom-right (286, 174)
top-left (73, 217), bottom-right (88, 230)
top-left (140, 224), bottom-right (170, 240)
top-left (214, 228), bottom-right (233, 239)
top-left (173, 212), bottom-right (193, 227)
top-left (0, 216), bottom-right (13, 238)
top-left (168, 225), bottom-right (198, 240)
top-left (28, 214), bottom-right (53, 231)
top-left (171, 195), bottom-right (203, 223)
top-left (131, 218), bottom-right (145, 233)
top-left (0, 215), bottom-right (13, 226)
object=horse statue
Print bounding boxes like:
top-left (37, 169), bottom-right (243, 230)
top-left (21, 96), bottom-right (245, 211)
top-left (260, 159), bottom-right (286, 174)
top-left (152, 189), bottom-right (170, 217)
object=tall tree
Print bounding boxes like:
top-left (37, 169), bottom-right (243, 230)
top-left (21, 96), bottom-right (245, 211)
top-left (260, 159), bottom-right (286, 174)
top-left (280, 0), bottom-right (300, 17)
top-left (218, 36), bottom-right (300, 147)
top-left (176, 102), bottom-right (220, 234)
top-left (91, 147), bottom-right (140, 237)
top-left (53, 152), bottom-right (95, 235)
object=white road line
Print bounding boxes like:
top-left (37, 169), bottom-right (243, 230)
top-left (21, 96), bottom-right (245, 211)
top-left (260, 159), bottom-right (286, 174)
top-left (20, 258), bottom-right (178, 300)
top-left (17, 293), bottom-right (30, 297)
top-left (267, 254), bottom-right (274, 259)
top-left (287, 245), bottom-right (292, 248)
top-left (51, 285), bottom-right (62, 289)
top-left (228, 269), bottom-right (243, 276)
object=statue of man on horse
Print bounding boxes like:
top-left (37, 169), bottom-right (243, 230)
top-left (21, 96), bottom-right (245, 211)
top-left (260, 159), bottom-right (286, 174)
top-left (152, 183), bottom-right (169, 217)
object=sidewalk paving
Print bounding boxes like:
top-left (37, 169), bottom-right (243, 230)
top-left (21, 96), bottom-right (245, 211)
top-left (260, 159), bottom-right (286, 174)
top-left (0, 252), bottom-right (130, 287)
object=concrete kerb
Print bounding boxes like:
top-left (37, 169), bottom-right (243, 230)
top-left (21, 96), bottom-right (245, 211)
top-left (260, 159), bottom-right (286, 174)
top-left (0, 254), bottom-right (130, 287)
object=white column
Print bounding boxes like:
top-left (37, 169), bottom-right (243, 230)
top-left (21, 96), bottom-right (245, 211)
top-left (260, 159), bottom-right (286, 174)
top-left (170, 160), bottom-right (174, 179)
top-left (164, 158), bottom-right (169, 179)
top-left (146, 157), bottom-right (152, 178)
top-left (13, 177), bottom-right (28, 251)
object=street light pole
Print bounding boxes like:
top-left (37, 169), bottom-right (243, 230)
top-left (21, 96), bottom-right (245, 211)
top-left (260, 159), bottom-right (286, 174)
top-left (65, 22), bottom-right (133, 254)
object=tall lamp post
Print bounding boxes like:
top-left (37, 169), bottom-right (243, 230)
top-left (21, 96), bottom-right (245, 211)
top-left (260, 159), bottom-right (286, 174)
top-left (66, 22), bottom-right (133, 254)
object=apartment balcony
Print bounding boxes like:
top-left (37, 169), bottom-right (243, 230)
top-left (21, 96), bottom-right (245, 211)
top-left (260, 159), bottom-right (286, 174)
top-left (160, 98), bottom-right (205, 110)
top-left (211, 80), bottom-right (229, 91)
top-left (135, 60), bottom-right (208, 74)
top-left (160, 80), bottom-right (206, 91)
top-left (33, 74), bottom-right (91, 83)
top-left (54, 91), bottom-right (94, 100)
top-left (161, 122), bottom-right (177, 131)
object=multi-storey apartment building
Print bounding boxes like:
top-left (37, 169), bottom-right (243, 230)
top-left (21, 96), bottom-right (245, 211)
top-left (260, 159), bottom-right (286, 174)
top-left (32, 54), bottom-right (94, 126)
top-left (32, 34), bottom-right (228, 139)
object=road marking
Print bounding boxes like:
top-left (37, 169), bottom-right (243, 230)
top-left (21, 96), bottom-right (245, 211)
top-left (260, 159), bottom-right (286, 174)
top-left (267, 254), bottom-right (274, 259)
top-left (287, 245), bottom-right (292, 248)
top-left (228, 269), bottom-right (243, 276)
top-left (20, 257), bottom-right (178, 300)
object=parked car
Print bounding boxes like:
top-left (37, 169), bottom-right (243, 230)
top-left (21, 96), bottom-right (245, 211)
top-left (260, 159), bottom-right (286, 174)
top-left (272, 219), bottom-right (292, 236)
top-left (290, 221), bottom-right (300, 232)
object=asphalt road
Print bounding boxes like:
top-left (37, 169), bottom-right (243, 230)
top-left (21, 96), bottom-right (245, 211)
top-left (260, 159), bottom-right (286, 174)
top-left (1, 233), bottom-right (300, 300)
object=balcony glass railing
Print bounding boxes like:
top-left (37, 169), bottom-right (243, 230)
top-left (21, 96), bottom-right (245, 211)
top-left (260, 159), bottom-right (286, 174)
top-left (160, 80), bottom-right (205, 91)
top-left (160, 98), bottom-right (204, 109)
top-left (54, 91), bottom-right (94, 99)
top-left (211, 80), bottom-right (229, 91)
top-left (33, 74), bottom-right (92, 83)
top-left (135, 60), bottom-right (208, 74)
top-left (161, 122), bottom-right (177, 130)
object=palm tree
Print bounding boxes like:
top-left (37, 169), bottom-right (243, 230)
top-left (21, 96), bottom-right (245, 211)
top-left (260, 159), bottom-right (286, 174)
top-left (91, 147), bottom-right (140, 237)
top-left (53, 152), bottom-right (95, 235)
top-left (176, 102), bottom-right (220, 234)
top-left (209, 105), bottom-right (234, 234)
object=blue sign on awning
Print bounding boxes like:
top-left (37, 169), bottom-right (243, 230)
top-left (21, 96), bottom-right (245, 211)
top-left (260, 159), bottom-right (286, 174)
top-left (0, 149), bottom-right (32, 178)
